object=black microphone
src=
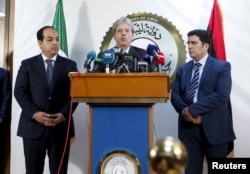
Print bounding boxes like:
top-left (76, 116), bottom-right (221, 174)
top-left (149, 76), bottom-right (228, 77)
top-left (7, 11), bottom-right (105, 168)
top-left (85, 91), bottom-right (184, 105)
top-left (110, 47), bottom-right (123, 71)
top-left (117, 53), bottom-right (134, 73)
top-left (92, 57), bottom-right (104, 72)
top-left (132, 57), bottom-right (138, 72)
top-left (137, 60), bottom-right (148, 72)
top-left (84, 50), bottom-right (96, 72)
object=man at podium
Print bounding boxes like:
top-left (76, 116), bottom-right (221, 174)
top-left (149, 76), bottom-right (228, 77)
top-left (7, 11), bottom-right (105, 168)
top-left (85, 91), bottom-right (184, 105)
top-left (94, 16), bottom-right (147, 73)
top-left (112, 16), bottom-right (146, 59)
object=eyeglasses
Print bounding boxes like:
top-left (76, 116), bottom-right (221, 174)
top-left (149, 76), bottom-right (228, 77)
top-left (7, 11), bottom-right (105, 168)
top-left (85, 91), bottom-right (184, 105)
top-left (185, 41), bottom-right (200, 45)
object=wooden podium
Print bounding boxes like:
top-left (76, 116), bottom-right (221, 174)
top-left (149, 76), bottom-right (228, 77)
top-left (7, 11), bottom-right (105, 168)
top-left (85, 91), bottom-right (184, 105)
top-left (69, 72), bottom-right (170, 174)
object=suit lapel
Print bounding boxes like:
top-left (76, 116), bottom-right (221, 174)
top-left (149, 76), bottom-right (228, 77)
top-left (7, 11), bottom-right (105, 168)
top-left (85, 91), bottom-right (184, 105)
top-left (199, 57), bottom-right (213, 86)
top-left (185, 61), bottom-right (194, 90)
top-left (34, 55), bottom-right (50, 91)
top-left (51, 55), bottom-right (65, 91)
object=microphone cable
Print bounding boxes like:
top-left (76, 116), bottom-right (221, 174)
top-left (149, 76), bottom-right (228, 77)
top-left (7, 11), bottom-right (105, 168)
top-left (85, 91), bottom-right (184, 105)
top-left (57, 72), bottom-right (80, 174)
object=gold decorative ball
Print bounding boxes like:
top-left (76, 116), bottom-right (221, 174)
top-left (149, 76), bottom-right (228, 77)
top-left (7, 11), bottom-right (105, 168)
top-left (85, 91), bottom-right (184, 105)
top-left (149, 136), bottom-right (188, 174)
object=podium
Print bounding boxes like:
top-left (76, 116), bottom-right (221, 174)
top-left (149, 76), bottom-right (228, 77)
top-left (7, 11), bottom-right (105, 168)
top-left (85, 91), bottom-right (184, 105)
top-left (69, 72), bottom-right (170, 174)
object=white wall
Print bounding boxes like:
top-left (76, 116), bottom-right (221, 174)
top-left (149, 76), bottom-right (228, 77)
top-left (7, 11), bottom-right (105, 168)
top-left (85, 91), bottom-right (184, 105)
top-left (11, 0), bottom-right (250, 173)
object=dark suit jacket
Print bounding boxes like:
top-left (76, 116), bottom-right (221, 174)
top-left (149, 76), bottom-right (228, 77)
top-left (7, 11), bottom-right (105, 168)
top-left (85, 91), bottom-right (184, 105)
top-left (14, 54), bottom-right (78, 140)
top-left (128, 45), bottom-right (147, 59)
top-left (171, 56), bottom-right (236, 145)
top-left (0, 68), bottom-right (11, 120)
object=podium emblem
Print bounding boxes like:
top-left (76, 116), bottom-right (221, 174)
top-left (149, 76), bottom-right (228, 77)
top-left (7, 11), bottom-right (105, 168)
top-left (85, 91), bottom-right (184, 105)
top-left (99, 150), bottom-right (141, 174)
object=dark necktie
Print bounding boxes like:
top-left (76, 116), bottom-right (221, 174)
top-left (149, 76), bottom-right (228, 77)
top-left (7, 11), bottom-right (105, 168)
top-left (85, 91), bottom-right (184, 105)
top-left (186, 63), bottom-right (201, 104)
top-left (46, 59), bottom-right (54, 86)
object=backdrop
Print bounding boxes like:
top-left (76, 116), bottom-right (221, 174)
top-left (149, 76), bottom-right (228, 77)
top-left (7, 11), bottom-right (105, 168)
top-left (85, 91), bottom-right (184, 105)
top-left (11, 0), bottom-right (250, 173)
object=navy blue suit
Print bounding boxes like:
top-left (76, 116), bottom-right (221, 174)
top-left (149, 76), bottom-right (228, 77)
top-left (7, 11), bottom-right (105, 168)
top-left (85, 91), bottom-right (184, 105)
top-left (0, 68), bottom-right (11, 173)
top-left (14, 54), bottom-right (78, 174)
top-left (171, 56), bottom-right (236, 174)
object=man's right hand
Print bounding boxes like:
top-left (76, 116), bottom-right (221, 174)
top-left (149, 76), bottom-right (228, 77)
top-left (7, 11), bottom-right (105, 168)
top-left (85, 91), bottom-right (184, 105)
top-left (182, 108), bottom-right (202, 125)
top-left (33, 111), bottom-right (56, 126)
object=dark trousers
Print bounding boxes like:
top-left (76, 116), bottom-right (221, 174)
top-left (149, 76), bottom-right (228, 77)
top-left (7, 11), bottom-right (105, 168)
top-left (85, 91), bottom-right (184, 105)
top-left (181, 125), bottom-right (228, 174)
top-left (23, 128), bottom-right (70, 174)
top-left (0, 124), bottom-right (5, 174)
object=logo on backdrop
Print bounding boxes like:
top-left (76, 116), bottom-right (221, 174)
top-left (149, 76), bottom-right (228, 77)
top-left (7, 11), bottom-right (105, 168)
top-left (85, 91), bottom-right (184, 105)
top-left (100, 12), bottom-right (186, 87)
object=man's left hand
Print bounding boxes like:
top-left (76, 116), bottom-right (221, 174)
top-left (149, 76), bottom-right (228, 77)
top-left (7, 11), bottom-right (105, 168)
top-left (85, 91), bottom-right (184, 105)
top-left (49, 113), bottom-right (66, 126)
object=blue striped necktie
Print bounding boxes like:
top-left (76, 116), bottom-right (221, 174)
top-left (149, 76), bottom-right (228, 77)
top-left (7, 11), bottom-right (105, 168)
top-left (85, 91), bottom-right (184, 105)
top-left (186, 63), bottom-right (201, 104)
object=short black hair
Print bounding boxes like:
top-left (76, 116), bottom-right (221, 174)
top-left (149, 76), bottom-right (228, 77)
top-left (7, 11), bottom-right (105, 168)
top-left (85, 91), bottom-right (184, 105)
top-left (37, 26), bottom-right (56, 41)
top-left (187, 29), bottom-right (210, 45)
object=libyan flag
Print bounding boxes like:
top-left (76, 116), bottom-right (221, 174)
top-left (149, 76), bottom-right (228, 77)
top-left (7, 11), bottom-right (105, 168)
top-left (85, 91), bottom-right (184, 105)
top-left (207, 0), bottom-right (234, 156)
top-left (53, 0), bottom-right (68, 57)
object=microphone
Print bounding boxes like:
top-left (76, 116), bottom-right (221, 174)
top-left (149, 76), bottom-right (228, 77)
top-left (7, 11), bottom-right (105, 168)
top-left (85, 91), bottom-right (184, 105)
top-left (102, 49), bottom-right (115, 73)
top-left (122, 54), bottom-right (138, 72)
top-left (146, 44), bottom-right (159, 60)
top-left (142, 53), bottom-right (153, 72)
top-left (122, 53), bottom-right (133, 66)
top-left (138, 60), bottom-right (148, 72)
top-left (142, 53), bottom-right (152, 64)
top-left (84, 50), bottom-right (96, 72)
top-left (132, 57), bottom-right (138, 72)
top-left (154, 51), bottom-right (165, 72)
top-left (110, 47), bottom-right (123, 71)
top-left (112, 47), bottom-right (123, 55)
top-left (120, 53), bottom-right (134, 73)
top-left (92, 57), bottom-right (104, 72)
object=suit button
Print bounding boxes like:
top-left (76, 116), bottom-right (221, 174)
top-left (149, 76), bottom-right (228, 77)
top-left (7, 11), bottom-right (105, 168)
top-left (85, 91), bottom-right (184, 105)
top-left (48, 97), bottom-right (52, 100)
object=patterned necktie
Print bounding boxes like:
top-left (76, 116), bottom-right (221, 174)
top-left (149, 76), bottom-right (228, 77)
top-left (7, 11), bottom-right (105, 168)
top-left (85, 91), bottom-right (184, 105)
top-left (186, 63), bottom-right (201, 104)
top-left (46, 59), bottom-right (54, 86)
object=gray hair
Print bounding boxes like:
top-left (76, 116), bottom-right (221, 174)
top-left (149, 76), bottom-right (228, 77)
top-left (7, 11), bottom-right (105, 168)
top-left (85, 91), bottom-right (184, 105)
top-left (112, 16), bottom-right (134, 34)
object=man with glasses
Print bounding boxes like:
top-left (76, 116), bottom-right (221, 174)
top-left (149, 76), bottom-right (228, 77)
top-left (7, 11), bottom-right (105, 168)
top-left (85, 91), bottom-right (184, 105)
top-left (171, 29), bottom-right (236, 174)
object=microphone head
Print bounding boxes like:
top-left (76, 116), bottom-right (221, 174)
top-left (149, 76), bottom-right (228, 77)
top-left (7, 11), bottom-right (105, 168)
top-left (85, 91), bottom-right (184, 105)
top-left (110, 48), bottom-right (123, 71)
top-left (146, 44), bottom-right (159, 60)
top-left (146, 44), bottom-right (159, 53)
top-left (84, 50), bottom-right (96, 70)
top-left (147, 44), bottom-right (159, 51)
top-left (155, 51), bottom-right (165, 65)
top-left (92, 57), bottom-right (104, 72)
top-left (112, 47), bottom-right (123, 54)
top-left (87, 50), bottom-right (96, 59)
top-left (94, 57), bottom-right (103, 63)
top-left (102, 50), bottom-right (115, 64)
top-left (122, 53), bottom-right (133, 66)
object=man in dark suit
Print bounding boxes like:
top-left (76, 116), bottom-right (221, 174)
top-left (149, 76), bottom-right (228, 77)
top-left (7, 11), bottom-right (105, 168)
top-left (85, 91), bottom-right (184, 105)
top-left (94, 17), bottom-right (146, 73)
top-left (112, 16), bottom-right (146, 59)
top-left (0, 68), bottom-right (11, 173)
top-left (14, 26), bottom-right (78, 174)
top-left (171, 29), bottom-right (236, 174)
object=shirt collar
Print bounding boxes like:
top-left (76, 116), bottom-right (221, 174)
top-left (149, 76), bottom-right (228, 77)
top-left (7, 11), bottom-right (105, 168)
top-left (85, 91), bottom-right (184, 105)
top-left (123, 46), bottom-right (130, 54)
top-left (42, 54), bottom-right (57, 62)
top-left (194, 53), bottom-right (208, 66)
